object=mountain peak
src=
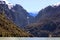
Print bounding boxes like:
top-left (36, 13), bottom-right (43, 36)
top-left (0, 0), bottom-right (10, 4)
top-left (52, 2), bottom-right (60, 7)
top-left (0, 0), bottom-right (6, 4)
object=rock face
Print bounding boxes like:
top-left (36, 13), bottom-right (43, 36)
top-left (0, 12), bottom-right (33, 37)
top-left (0, 2), bottom-right (34, 27)
top-left (0, 1), bottom-right (33, 37)
top-left (25, 5), bottom-right (60, 37)
top-left (11, 4), bottom-right (35, 27)
top-left (11, 4), bottom-right (29, 27)
top-left (35, 5), bottom-right (60, 22)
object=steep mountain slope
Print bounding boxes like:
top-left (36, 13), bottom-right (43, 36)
top-left (35, 5), bottom-right (60, 22)
top-left (0, 3), bottom-right (34, 27)
top-left (11, 4), bottom-right (28, 27)
top-left (0, 12), bottom-right (33, 37)
top-left (11, 4), bottom-right (35, 27)
top-left (25, 5), bottom-right (60, 37)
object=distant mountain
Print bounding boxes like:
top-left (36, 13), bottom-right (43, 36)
top-left (0, 12), bottom-right (33, 37)
top-left (27, 12), bottom-right (38, 24)
top-left (25, 5), bottom-right (60, 37)
top-left (29, 12), bottom-right (37, 17)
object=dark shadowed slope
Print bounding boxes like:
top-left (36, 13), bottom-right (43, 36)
top-left (25, 5), bottom-right (60, 37)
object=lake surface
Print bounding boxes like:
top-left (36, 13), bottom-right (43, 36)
top-left (0, 37), bottom-right (60, 40)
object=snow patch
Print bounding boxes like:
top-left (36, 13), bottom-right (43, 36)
top-left (8, 3), bottom-right (13, 9)
top-left (52, 2), bottom-right (60, 7)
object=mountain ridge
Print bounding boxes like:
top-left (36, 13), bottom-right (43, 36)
top-left (25, 5), bottom-right (60, 37)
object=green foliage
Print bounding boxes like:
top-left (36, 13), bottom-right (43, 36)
top-left (0, 13), bottom-right (33, 37)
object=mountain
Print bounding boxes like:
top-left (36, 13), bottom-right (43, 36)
top-left (11, 5), bottom-right (36, 27)
top-left (0, 1), bottom-right (33, 37)
top-left (35, 5), bottom-right (60, 22)
top-left (25, 5), bottom-right (60, 37)
top-left (0, 1), bottom-right (34, 27)
top-left (0, 12), bottom-right (33, 37)
top-left (29, 12), bottom-right (37, 17)
top-left (11, 4), bottom-right (29, 27)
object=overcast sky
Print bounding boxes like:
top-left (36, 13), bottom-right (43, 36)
top-left (6, 0), bottom-right (60, 12)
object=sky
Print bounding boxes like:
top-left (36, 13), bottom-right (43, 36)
top-left (3, 0), bottom-right (60, 13)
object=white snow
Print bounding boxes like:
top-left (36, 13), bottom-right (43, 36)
top-left (52, 2), bottom-right (60, 7)
top-left (0, 0), bottom-right (13, 9)
top-left (8, 3), bottom-right (13, 9)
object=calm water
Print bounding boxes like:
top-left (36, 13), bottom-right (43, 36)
top-left (0, 37), bottom-right (60, 40)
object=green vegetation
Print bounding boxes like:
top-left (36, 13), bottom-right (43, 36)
top-left (0, 12), bottom-right (33, 37)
